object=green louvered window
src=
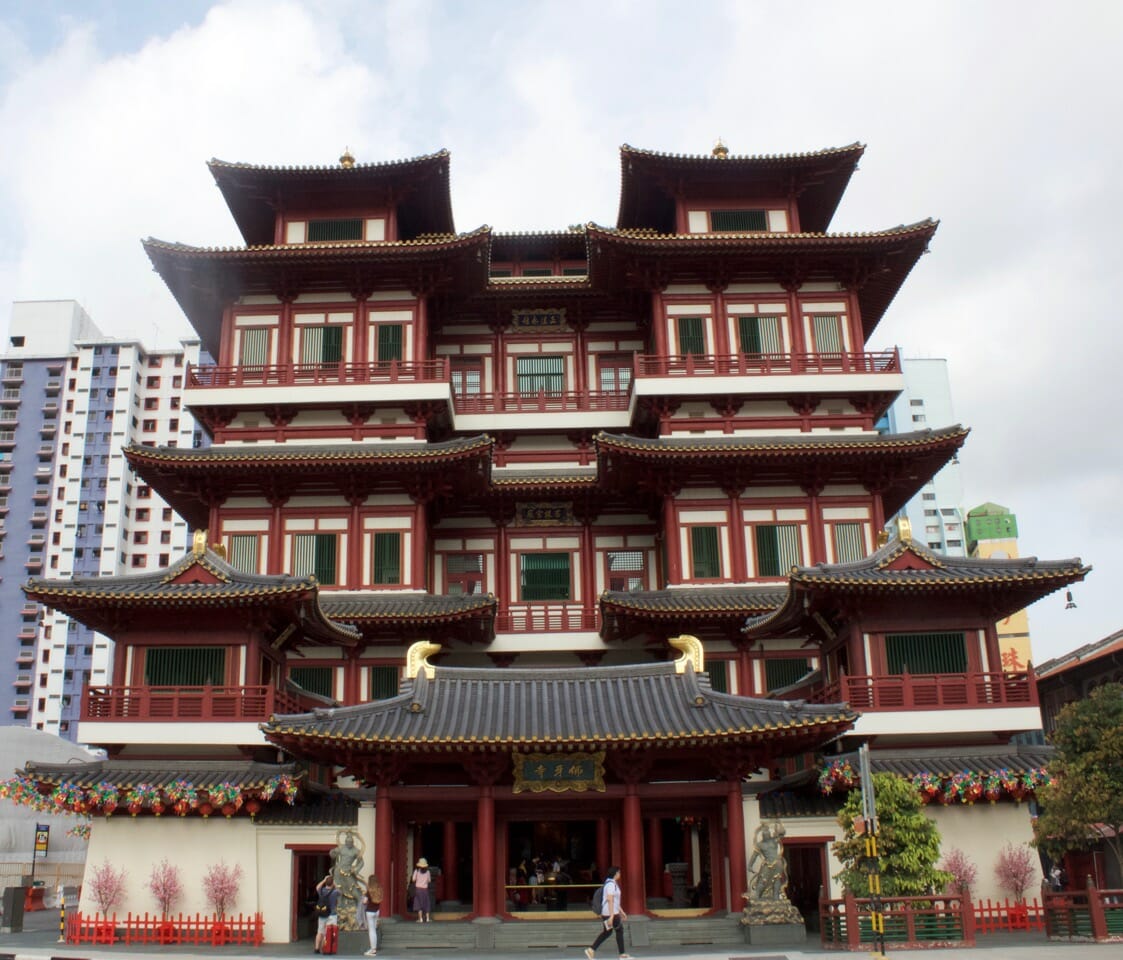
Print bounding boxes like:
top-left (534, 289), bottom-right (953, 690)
top-left (737, 315), bottom-right (783, 354)
top-left (522, 266), bottom-right (552, 277)
top-left (690, 526), bottom-right (721, 579)
top-left (517, 356), bottom-right (564, 395)
top-left (239, 328), bottom-right (269, 366)
top-left (369, 665), bottom-right (399, 700)
top-left (307, 218), bottom-right (363, 242)
top-left (812, 314), bottom-right (844, 354)
top-left (710, 209), bottom-right (768, 232)
top-left (765, 658), bottom-right (813, 692)
top-left (520, 553), bottom-right (571, 601)
top-left (289, 666), bottom-right (334, 698)
top-left (292, 533), bottom-right (338, 585)
top-left (885, 632), bottom-right (967, 675)
top-left (677, 317), bottom-right (706, 356)
top-left (832, 522), bottom-right (865, 563)
top-left (227, 534), bottom-right (259, 574)
top-left (707, 660), bottom-right (730, 693)
top-left (376, 324), bottom-right (403, 362)
top-left (301, 326), bottom-right (343, 365)
top-left (754, 524), bottom-right (801, 576)
top-left (373, 532), bottom-right (401, 584)
top-left (145, 647), bottom-right (225, 686)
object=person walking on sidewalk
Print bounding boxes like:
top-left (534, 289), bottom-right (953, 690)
top-left (585, 866), bottom-right (632, 960)
top-left (363, 873), bottom-right (383, 956)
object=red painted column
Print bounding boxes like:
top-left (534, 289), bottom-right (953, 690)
top-left (375, 791), bottom-right (394, 912)
top-left (806, 488), bottom-right (826, 564)
top-left (413, 501), bottom-right (428, 589)
top-left (651, 290), bottom-right (667, 358)
top-left (712, 287), bottom-right (730, 358)
top-left (663, 494), bottom-right (681, 584)
top-left (596, 817), bottom-right (610, 882)
top-left (443, 820), bottom-right (459, 902)
top-left (786, 284), bottom-right (805, 370)
top-left (581, 520), bottom-right (596, 628)
top-left (737, 648), bottom-right (754, 696)
top-left (349, 498), bottom-right (363, 588)
top-left (726, 779), bottom-right (747, 911)
top-left (269, 499), bottom-right (285, 574)
top-left (414, 298), bottom-right (428, 363)
top-left (728, 493), bottom-right (747, 580)
top-left (622, 785), bottom-right (645, 915)
top-left (645, 817), bottom-right (664, 898)
top-left (477, 785), bottom-right (497, 917)
top-left (982, 623), bottom-right (1002, 675)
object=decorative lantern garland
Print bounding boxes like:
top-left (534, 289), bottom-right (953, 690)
top-left (816, 761), bottom-right (1050, 804)
top-left (0, 774), bottom-right (301, 820)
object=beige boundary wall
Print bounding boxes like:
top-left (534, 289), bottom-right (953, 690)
top-left (81, 805), bottom-right (376, 944)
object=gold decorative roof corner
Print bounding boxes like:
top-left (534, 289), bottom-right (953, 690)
top-left (670, 634), bottom-right (705, 674)
top-left (898, 516), bottom-right (913, 541)
top-left (405, 640), bottom-right (441, 680)
top-left (876, 529), bottom-right (890, 547)
top-left (192, 529), bottom-right (207, 555)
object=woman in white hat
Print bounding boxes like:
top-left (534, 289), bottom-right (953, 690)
top-left (411, 857), bottom-right (433, 922)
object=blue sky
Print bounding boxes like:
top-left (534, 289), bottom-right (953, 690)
top-left (1, 0), bottom-right (1120, 661)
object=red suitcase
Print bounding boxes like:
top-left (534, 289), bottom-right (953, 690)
top-left (322, 923), bottom-right (338, 955)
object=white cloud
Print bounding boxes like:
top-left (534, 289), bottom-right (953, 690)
top-left (0, 0), bottom-right (1120, 660)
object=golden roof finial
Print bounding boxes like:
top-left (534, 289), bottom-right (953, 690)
top-left (712, 138), bottom-right (729, 159)
top-left (405, 640), bottom-right (442, 680)
top-left (339, 147), bottom-right (356, 169)
top-left (192, 529), bottom-right (207, 555)
top-left (670, 634), bottom-right (705, 674)
top-left (898, 516), bottom-right (913, 542)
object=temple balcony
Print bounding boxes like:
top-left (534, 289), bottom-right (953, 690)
top-left (788, 670), bottom-right (1042, 740)
top-left (185, 359), bottom-right (453, 409)
top-left (494, 603), bottom-right (598, 633)
top-left (78, 683), bottom-right (323, 748)
top-left (452, 389), bottom-right (634, 432)
top-left (634, 348), bottom-right (902, 397)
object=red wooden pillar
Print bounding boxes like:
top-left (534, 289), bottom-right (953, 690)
top-left (622, 785), bottom-right (645, 915)
top-left (727, 492), bottom-right (747, 580)
top-left (349, 497), bottom-right (363, 588)
top-left (414, 298), bottom-right (428, 363)
top-left (596, 817), bottom-right (610, 882)
top-left (726, 779), bottom-right (747, 911)
top-left (663, 494), bottom-right (681, 584)
top-left (651, 290), bottom-right (667, 357)
top-left (645, 817), bottom-right (664, 898)
top-left (1087, 876), bottom-right (1107, 941)
top-left (712, 286), bottom-right (730, 357)
top-left (982, 623), bottom-right (1002, 675)
top-left (443, 820), bottom-right (459, 902)
top-left (785, 283), bottom-right (805, 366)
top-left (581, 520), bottom-right (596, 629)
top-left (375, 791), bottom-right (394, 912)
top-left (412, 500), bottom-right (428, 589)
top-left (269, 498), bottom-right (285, 574)
top-left (804, 486), bottom-right (827, 564)
top-left (736, 647), bottom-right (754, 696)
top-left (476, 785), bottom-right (497, 917)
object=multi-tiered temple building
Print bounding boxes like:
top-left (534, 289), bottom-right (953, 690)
top-left (19, 142), bottom-right (1087, 944)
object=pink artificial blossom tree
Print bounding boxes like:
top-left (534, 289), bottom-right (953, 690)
top-left (940, 847), bottom-right (979, 898)
top-left (202, 861), bottom-right (244, 918)
top-left (148, 858), bottom-right (183, 916)
top-left (88, 860), bottom-right (127, 917)
top-left (995, 842), bottom-right (1037, 904)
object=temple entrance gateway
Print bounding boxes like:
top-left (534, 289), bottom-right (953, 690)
top-left (507, 819), bottom-right (598, 911)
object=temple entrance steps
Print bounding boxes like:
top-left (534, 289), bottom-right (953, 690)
top-left (362, 914), bottom-right (748, 951)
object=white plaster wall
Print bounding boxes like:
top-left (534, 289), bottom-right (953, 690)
top-left (926, 802), bottom-right (1043, 902)
top-left (81, 816), bottom-right (259, 919)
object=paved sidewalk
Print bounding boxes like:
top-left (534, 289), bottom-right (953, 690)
top-left (3, 909), bottom-right (1118, 960)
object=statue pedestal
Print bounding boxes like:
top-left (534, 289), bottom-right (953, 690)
top-left (741, 898), bottom-right (806, 945)
top-left (744, 921), bottom-right (806, 945)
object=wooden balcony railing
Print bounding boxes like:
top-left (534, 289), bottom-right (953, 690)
top-left (495, 604), bottom-right (598, 633)
top-left (187, 359), bottom-right (450, 389)
top-left (453, 389), bottom-right (632, 415)
top-left (635, 349), bottom-right (901, 378)
top-left (804, 671), bottom-right (1038, 711)
top-left (81, 685), bottom-right (311, 723)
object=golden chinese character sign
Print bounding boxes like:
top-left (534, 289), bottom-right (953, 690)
top-left (512, 750), bottom-right (606, 793)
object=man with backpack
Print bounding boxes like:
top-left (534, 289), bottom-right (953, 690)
top-left (585, 866), bottom-right (632, 959)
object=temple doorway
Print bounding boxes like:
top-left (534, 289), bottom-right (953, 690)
top-left (506, 819), bottom-right (598, 912)
top-left (783, 841), bottom-right (827, 931)
top-left (290, 848), bottom-right (331, 941)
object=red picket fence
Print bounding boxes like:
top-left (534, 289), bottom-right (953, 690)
top-left (66, 911), bottom-right (264, 946)
top-left (973, 897), bottom-right (1045, 933)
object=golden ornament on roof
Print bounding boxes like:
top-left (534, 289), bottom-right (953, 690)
top-left (339, 147), bottom-right (356, 168)
top-left (712, 138), bottom-right (729, 159)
